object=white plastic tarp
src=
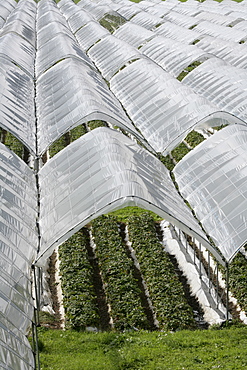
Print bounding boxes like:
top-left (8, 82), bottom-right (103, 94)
top-left (129, 11), bottom-right (164, 30)
top-left (36, 58), bottom-right (142, 155)
top-left (155, 21), bottom-right (201, 44)
top-left (173, 124), bottom-right (247, 263)
top-left (0, 57), bottom-right (35, 154)
top-left (110, 58), bottom-right (232, 154)
top-left (194, 20), bottom-right (247, 43)
top-left (113, 22), bottom-right (155, 47)
top-left (36, 127), bottom-right (223, 267)
top-left (88, 34), bottom-right (143, 80)
top-left (75, 20), bottom-right (109, 51)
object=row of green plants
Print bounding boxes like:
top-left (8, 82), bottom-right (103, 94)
top-left (127, 213), bottom-right (197, 331)
top-left (59, 229), bottom-right (100, 330)
top-left (91, 215), bottom-right (149, 330)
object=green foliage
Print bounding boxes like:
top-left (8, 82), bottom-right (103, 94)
top-left (185, 130), bottom-right (205, 148)
top-left (171, 142), bottom-right (190, 163)
top-left (59, 229), bottom-right (100, 330)
top-left (177, 61), bottom-right (202, 81)
top-left (92, 215), bottom-right (149, 330)
top-left (99, 14), bottom-right (126, 33)
top-left (229, 252), bottom-right (247, 312)
top-left (88, 120), bottom-right (106, 130)
top-left (127, 213), bottom-right (196, 331)
top-left (3, 131), bottom-right (23, 158)
top-left (157, 153), bottom-right (175, 171)
top-left (108, 206), bottom-right (162, 223)
top-left (38, 326), bottom-right (247, 369)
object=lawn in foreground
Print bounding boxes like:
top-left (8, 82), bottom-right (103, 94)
top-left (38, 325), bottom-right (247, 369)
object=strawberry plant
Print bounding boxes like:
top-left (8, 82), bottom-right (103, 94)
top-left (59, 229), bottom-right (100, 330)
top-left (128, 213), bottom-right (196, 331)
top-left (91, 215), bottom-right (149, 330)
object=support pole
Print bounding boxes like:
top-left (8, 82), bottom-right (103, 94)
top-left (226, 262), bottom-right (230, 322)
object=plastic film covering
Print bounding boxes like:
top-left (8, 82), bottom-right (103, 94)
top-left (162, 10), bottom-right (198, 29)
top-left (144, 3), bottom-right (171, 17)
top-left (0, 56), bottom-right (36, 154)
top-left (129, 11), bottom-right (164, 30)
top-left (194, 11), bottom-right (243, 27)
top-left (0, 5), bottom-right (13, 21)
top-left (36, 31), bottom-right (94, 78)
top-left (37, 2), bottom-right (67, 30)
top-left (75, 21), bottom-right (109, 51)
top-left (58, 1), bottom-right (80, 21)
top-left (0, 33), bottom-right (35, 77)
top-left (233, 20), bottom-right (247, 33)
top-left (113, 22), bottom-right (155, 48)
top-left (67, 9), bottom-right (93, 34)
top-left (196, 36), bottom-right (247, 70)
top-left (3, 0), bottom-right (36, 46)
top-left (155, 21), bottom-right (201, 44)
top-left (171, 2), bottom-right (199, 17)
top-left (37, 21), bottom-right (75, 49)
top-left (115, 4), bottom-right (142, 20)
top-left (140, 36), bottom-right (210, 78)
top-left (182, 58), bottom-right (247, 122)
top-left (88, 35), bottom-right (143, 80)
top-left (36, 127), bottom-right (222, 267)
top-left (194, 20), bottom-right (247, 43)
top-left (36, 58), bottom-right (141, 154)
top-left (0, 143), bottom-right (37, 369)
top-left (173, 124), bottom-right (247, 263)
top-left (110, 59), bottom-right (231, 154)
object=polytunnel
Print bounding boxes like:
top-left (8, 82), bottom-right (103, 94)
top-left (1, 0), bottom-right (247, 368)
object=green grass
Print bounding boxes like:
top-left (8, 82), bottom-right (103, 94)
top-left (38, 326), bottom-right (247, 369)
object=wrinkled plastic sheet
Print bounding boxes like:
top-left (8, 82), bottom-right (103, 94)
top-left (162, 10), bottom-right (198, 29)
top-left (75, 20), bottom-right (109, 51)
top-left (0, 19), bottom-right (36, 47)
top-left (88, 34), bottom-right (143, 80)
top-left (37, 1), bottom-right (67, 30)
top-left (37, 21), bottom-right (74, 48)
top-left (182, 57), bottom-right (247, 122)
top-left (0, 144), bottom-right (37, 369)
top-left (0, 57), bottom-right (36, 154)
top-left (67, 9), bottom-right (93, 33)
top-left (0, 33), bottom-right (35, 77)
top-left (173, 124), bottom-right (247, 263)
top-left (115, 4), bottom-right (142, 20)
top-left (194, 20), bottom-right (247, 43)
top-left (140, 35), bottom-right (210, 78)
top-left (113, 22), bottom-right (155, 48)
top-left (58, 1), bottom-right (80, 20)
top-left (0, 5), bottom-right (13, 20)
top-left (155, 21), bottom-right (201, 44)
top-left (194, 11), bottom-right (243, 27)
top-left (196, 36), bottom-right (247, 69)
top-left (129, 11), bottom-right (164, 30)
top-left (36, 32), bottom-right (94, 78)
top-left (36, 58), bottom-right (141, 154)
top-left (36, 127), bottom-right (220, 267)
top-left (110, 58), bottom-right (232, 154)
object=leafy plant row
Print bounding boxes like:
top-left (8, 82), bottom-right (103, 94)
top-left (59, 229), bottom-right (100, 330)
top-left (91, 215), bottom-right (149, 330)
top-left (127, 213), bottom-right (196, 331)
top-left (229, 250), bottom-right (247, 313)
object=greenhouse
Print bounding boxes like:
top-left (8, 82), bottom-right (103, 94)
top-left (0, 0), bottom-right (247, 368)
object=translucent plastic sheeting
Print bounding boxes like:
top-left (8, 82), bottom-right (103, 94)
top-left (140, 35), bottom-right (211, 78)
top-left (0, 144), bottom-right (37, 369)
top-left (37, 21), bottom-right (75, 49)
top-left (182, 58), bottom-right (247, 123)
top-left (196, 36), bottom-right (247, 69)
top-left (67, 9), bottom-right (93, 34)
top-left (36, 127), bottom-right (224, 267)
top-left (88, 35), bottom-right (143, 80)
top-left (0, 5), bottom-right (13, 21)
top-left (162, 10), bottom-right (199, 29)
top-left (113, 22), bottom-right (155, 48)
top-left (0, 56), bottom-right (36, 154)
top-left (35, 32), bottom-right (95, 78)
top-left (0, 33), bottom-right (35, 77)
top-left (173, 124), bottom-right (247, 263)
top-left (115, 4), bottom-right (142, 20)
top-left (0, 14), bottom-right (36, 47)
top-left (144, 3), bottom-right (172, 17)
top-left (129, 11), bottom-right (164, 30)
top-left (194, 11), bottom-right (243, 27)
top-left (171, 2), bottom-right (200, 17)
top-left (194, 20), bottom-right (247, 43)
top-left (233, 20), bottom-right (247, 33)
top-left (37, 2), bottom-right (68, 30)
top-left (36, 58), bottom-right (142, 155)
top-left (0, 18), bottom-right (4, 29)
top-left (75, 21), bottom-right (109, 51)
top-left (110, 59), bottom-right (233, 155)
top-left (58, 1), bottom-right (80, 21)
top-left (155, 21), bottom-right (202, 44)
